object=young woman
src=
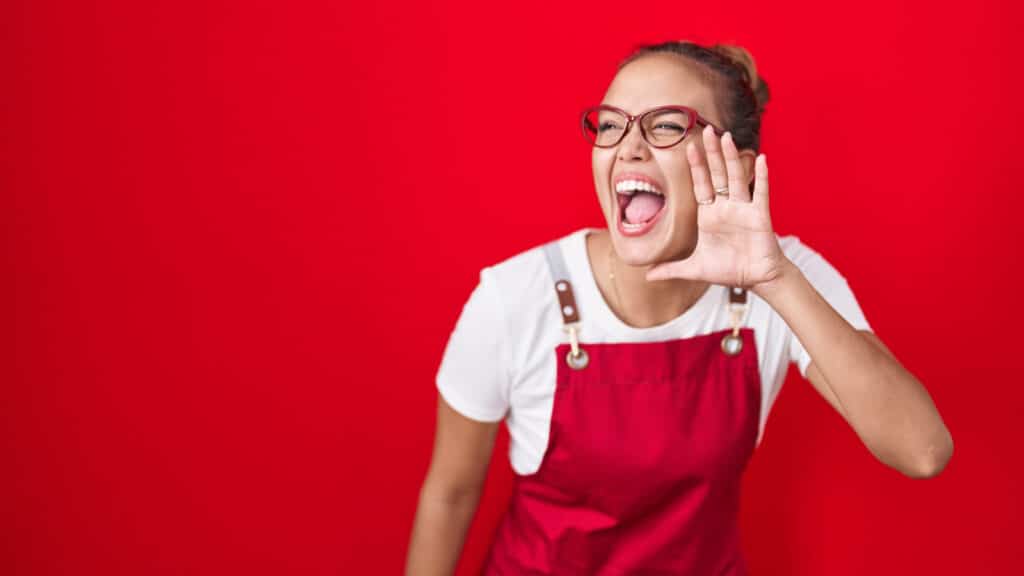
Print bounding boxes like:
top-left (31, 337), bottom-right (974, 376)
top-left (405, 40), bottom-right (953, 575)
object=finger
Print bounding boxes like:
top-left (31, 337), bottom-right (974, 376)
top-left (646, 259), bottom-right (700, 282)
top-left (702, 124), bottom-right (728, 197)
top-left (721, 132), bottom-right (751, 202)
top-left (752, 153), bottom-right (769, 211)
top-left (687, 141), bottom-right (715, 205)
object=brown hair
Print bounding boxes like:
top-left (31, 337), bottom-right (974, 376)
top-left (617, 40), bottom-right (770, 152)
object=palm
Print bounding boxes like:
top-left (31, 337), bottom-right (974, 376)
top-left (685, 198), bottom-right (780, 288)
top-left (646, 128), bottom-right (787, 289)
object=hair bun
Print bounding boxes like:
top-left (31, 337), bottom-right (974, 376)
top-left (710, 44), bottom-right (770, 111)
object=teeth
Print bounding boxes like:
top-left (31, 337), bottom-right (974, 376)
top-left (622, 221), bottom-right (645, 230)
top-left (615, 179), bottom-right (663, 195)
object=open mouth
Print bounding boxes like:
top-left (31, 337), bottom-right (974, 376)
top-left (615, 179), bottom-right (666, 236)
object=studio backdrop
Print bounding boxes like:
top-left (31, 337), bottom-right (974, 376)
top-left (5, 0), bottom-right (1022, 574)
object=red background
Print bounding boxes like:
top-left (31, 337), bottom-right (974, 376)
top-left (5, 0), bottom-right (1022, 574)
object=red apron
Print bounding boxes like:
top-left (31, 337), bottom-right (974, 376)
top-left (482, 240), bottom-right (762, 575)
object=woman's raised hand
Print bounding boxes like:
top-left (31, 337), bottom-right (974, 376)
top-left (645, 125), bottom-right (789, 290)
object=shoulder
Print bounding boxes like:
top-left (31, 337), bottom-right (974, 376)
top-left (481, 228), bottom-right (583, 309)
top-left (776, 233), bottom-right (849, 282)
top-left (777, 233), bottom-right (824, 268)
top-left (470, 229), bottom-right (583, 373)
top-left (484, 238), bottom-right (549, 286)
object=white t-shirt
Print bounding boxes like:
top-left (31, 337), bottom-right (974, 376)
top-left (436, 227), bottom-right (873, 476)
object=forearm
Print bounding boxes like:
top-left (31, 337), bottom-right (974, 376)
top-left (405, 482), bottom-right (482, 576)
top-left (753, 260), bottom-right (953, 477)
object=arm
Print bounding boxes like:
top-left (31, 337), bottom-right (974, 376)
top-left (753, 261), bottom-right (954, 479)
top-left (644, 130), bottom-right (953, 479)
top-left (405, 395), bottom-right (500, 576)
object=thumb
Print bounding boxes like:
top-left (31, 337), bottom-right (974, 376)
top-left (646, 260), bottom-right (696, 282)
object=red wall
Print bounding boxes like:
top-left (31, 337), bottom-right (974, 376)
top-left (5, 0), bottom-right (1022, 574)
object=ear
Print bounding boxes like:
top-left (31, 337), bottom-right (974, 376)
top-left (738, 149), bottom-right (757, 188)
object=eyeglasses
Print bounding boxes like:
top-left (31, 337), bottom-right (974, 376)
top-left (580, 104), bottom-right (725, 149)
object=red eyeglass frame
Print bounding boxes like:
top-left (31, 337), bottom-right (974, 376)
top-left (580, 104), bottom-right (726, 149)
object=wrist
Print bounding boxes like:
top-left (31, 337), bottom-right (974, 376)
top-left (751, 258), bottom-right (801, 301)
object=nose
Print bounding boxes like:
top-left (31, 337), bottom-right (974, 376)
top-left (616, 120), bottom-right (651, 162)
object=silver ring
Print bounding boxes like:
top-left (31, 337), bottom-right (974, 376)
top-left (714, 186), bottom-right (729, 196)
top-left (566, 348), bottom-right (589, 370)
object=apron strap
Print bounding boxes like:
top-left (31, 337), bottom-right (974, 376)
top-left (542, 241), bottom-right (581, 325)
top-left (729, 286), bottom-right (748, 304)
top-left (543, 240), bottom-right (589, 369)
top-left (722, 286), bottom-right (749, 356)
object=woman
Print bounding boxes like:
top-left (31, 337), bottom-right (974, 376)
top-left (405, 40), bottom-right (953, 575)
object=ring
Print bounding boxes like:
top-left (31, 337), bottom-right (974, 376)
top-left (714, 185), bottom-right (729, 196)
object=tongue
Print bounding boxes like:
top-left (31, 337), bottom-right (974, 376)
top-left (624, 192), bottom-right (665, 224)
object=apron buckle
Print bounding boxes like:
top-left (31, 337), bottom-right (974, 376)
top-left (721, 287), bottom-right (748, 356)
top-left (564, 323), bottom-right (589, 370)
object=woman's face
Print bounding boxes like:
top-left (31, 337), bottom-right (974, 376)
top-left (592, 54), bottom-right (726, 267)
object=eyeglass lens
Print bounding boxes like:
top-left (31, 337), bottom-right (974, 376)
top-left (583, 108), bottom-right (693, 148)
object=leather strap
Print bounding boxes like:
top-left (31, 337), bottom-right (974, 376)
top-left (542, 241), bottom-right (580, 324)
top-left (729, 286), bottom-right (747, 304)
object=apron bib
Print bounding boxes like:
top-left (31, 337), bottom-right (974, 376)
top-left (482, 239), bottom-right (762, 575)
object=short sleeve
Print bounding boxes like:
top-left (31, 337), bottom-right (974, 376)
top-left (435, 267), bottom-right (510, 423)
top-left (782, 237), bottom-right (874, 379)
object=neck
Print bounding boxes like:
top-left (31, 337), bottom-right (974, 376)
top-left (587, 229), bottom-right (709, 328)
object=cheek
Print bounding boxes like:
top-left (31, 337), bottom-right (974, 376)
top-left (658, 154), bottom-right (695, 203)
top-left (591, 150), bottom-right (614, 204)
top-left (592, 148), bottom-right (613, 175)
